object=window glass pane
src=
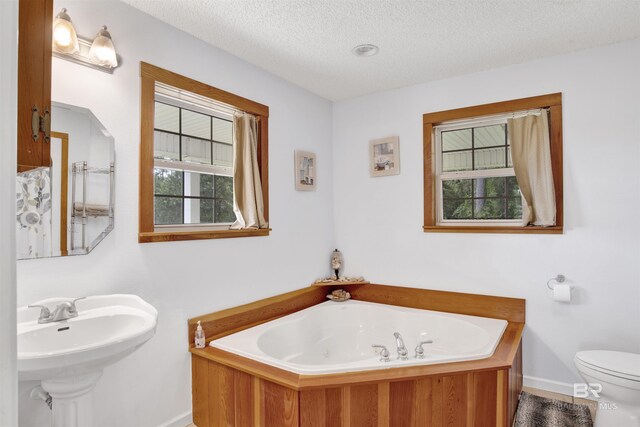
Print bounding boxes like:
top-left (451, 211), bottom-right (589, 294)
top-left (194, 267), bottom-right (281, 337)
top-left (212, 141), bottom-right (233, 168)
top-left (154, 102), bottom-right (179, 132)
top-left (154, 168), bottom-right (182, 196)
top-left (213, 117), bottom-right (233, 144)
top-left (182, 109), bottom-right (211, 139)
top-left (474, 198), bottom-right (506, 219)
top-left (184, 171), bottom-right (214, 198)
top-left (443, 199), bottom-right (472, 220)
top-left (442, 128), bottom-right (471, 151)
top-left (474, 147), bottom-right (506, 170)
top-left (442, 179), bottom-right (472, 199)
top-left (474, 124), bottom-right (506, 148)
top-left (442, 151), bottom-right (472, 172)
top-left (441, 176), bottom-right (522, 221)
top-left (154, 196), bottom-right (182, 225)
top-left (199, 199), bottom-right (214, 224)
top-left (473, 177), bottom-right (506, 198)
top-left (214, 175), bottom-right (234, 222)
top-left (215, 199), bottom-right (235, 223)
top-left (154, 130), bottom-right (180, 160)
top-left (183, 198), bottom-right (213, 224)
top-left (507, 197), bottom-right (522, 219)
top-left (200, 173), bottom-right (214, 198)
top-left (507, 176), bottom-right (520, 198)
top-left (182, 136), bottom-right (212, 165)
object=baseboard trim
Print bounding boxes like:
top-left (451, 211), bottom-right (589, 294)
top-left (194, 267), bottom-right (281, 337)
top-left (523, 375), bottom-right (575, 396)
top-left (157, 410), bottom-right (192, 427)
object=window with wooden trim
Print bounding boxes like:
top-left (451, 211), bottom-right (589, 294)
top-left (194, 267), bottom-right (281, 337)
top-left (139, 62), bottom-right (270, 243)
top-left (423, 94), bottom-right (563, 234)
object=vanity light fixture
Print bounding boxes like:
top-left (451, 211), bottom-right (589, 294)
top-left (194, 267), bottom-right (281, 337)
top-left (52, 10), bottom-right (120, 74)
top-left (352, 44), bottom-right (379, 57)
top-left (52, 8), bottom-right (79, 54)
top-left (89, 26), bottom-right (118, 68)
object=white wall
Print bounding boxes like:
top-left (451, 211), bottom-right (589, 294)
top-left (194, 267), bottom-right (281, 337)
top-left (16, 1), bottom-right (334, 426)
top-left (0, 0), bottom-right (18, 425)
top-left (333, 39), bottom-right (640, 390)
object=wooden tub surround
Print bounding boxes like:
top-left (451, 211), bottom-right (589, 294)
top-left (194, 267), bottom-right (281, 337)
top-left (189, 284), bottom-right (525, 427)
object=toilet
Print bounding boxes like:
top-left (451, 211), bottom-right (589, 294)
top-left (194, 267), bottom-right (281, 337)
top-left (574, 351), bottom-right (640, 427)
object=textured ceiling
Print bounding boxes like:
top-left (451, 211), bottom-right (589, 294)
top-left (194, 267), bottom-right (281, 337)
top-left (122, 0), bottom-right (640, 100)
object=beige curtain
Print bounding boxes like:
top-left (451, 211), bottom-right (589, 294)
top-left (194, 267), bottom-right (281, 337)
top-left (230, 113), bottom-right (268, 229)
top-left (508, 112), bottom-right (556, 226)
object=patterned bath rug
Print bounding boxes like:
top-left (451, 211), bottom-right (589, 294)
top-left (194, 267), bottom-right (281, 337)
top-left (514, 391), bottom-right (593, 427)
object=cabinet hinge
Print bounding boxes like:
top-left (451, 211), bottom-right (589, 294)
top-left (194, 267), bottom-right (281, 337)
top-left (31, 106), bottom-right (51, 142)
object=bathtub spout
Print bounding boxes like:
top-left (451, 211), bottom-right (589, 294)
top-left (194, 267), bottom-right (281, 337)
top-left (393, 332), bottom-right (409, 360)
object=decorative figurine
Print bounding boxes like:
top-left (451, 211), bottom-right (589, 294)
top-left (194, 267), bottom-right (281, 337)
top-left (312, 249), bottom-right (366, 285)
top-left (331, 249), bottom-right (343, 280)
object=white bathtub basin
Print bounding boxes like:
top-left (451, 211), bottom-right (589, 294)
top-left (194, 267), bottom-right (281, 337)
top-left (210, 299), bottom-right (508, 374)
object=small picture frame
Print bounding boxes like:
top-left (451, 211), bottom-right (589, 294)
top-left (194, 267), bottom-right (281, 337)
top-left (369, 136), bottom-right (400, 177)
top-left (294, 150), bottom-right (316, 191)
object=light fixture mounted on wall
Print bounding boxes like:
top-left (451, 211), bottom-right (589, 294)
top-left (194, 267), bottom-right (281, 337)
top-left (52, 9), bottom-right (120, 73)
top-left (52, 8), bottom-right (79, 54)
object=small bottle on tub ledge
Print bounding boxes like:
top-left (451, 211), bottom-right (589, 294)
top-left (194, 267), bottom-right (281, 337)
top-left (195, 320), bottom-right (205, 349)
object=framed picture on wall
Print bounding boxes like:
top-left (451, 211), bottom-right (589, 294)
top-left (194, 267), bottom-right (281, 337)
top-left (369, 136), bottom-right (400, 177)
top-left (294, 150), bottom-right (316, 191)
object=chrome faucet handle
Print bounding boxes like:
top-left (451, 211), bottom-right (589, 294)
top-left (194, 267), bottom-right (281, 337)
top-left (27, 304), bottom-right (52, 323)
top-left (414, 340), bottom-right (434, 359)
top-left (68, 297), bottom-right (86, 313)
top-left (371, 344), bottom-right (391, 362)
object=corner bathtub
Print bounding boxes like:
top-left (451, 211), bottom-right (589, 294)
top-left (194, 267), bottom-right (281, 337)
top-left (210, 299), bottom-right (508, 375)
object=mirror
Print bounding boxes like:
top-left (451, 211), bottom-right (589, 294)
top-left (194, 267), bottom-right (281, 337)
top-left (16, 102), bottom-right (115, 259)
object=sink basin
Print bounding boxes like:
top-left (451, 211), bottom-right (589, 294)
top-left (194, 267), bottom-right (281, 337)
top-left (18, 294), bottom-right (157, 381)
top-left (17, 294), bottom-right (157, 427)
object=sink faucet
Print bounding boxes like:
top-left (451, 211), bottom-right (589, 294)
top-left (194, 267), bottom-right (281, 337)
top-left (393, 332), bottom-right (409, 360)
top-left (28, 297), bottom-right (86, 324)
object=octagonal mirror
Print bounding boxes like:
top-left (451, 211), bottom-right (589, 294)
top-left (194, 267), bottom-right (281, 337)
top-left (16, 102), bottom-right (115, 259)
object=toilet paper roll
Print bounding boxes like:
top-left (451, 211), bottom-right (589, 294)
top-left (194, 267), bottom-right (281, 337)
top-left (553, 284), bottom-right (571, 302)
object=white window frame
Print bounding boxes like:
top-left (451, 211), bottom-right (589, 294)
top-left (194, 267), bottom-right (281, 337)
top-left (434, 115), bottom-right (523, 227)
top-left (152, 90), bottom-right (235, 229)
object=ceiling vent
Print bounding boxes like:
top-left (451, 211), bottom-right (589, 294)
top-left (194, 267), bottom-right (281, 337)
top-left (352, 44), bottom-right (379, 57)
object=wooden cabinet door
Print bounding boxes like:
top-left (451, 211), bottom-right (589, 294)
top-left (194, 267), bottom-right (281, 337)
top-left (17, 0), bottom-right (53, 171)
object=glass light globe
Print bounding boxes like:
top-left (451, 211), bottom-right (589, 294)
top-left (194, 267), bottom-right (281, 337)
top-left (89, 26), bottom-right (118, 68)
top-left (52, 9), bottom-right (79, 54)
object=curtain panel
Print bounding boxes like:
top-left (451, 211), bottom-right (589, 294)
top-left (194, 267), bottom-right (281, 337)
top-left (230, 112), bottom-right (268, 230)
top-left (508, 112), bottom-right (556, 226)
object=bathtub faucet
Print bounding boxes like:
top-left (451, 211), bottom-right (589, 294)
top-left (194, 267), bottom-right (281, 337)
top-left (393, 332), bottom-right (409, 360)
top-left (414, 340), bottom-right (434, 359)
top-left (371, 345), bottom-right (391, 362)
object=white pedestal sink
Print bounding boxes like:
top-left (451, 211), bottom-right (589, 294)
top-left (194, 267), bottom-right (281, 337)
top-left (18, 294), bottom-right (158, 427)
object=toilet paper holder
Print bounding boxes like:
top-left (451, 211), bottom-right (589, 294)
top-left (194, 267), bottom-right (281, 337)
top-left (546, 274), bottom-right (566, 290)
